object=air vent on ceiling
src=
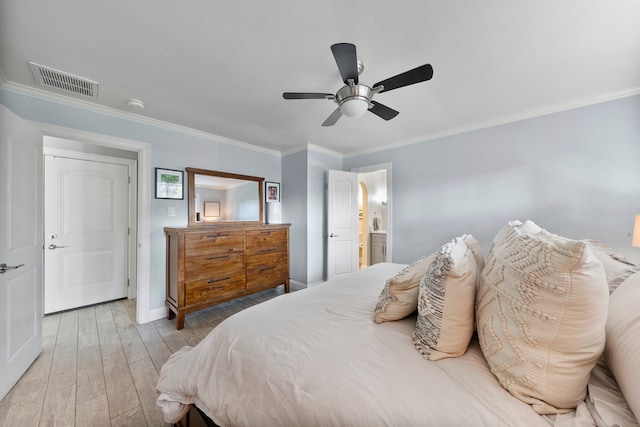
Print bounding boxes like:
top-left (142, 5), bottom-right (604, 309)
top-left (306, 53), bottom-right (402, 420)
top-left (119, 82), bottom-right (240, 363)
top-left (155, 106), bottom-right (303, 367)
top-left (29, 61), bottom-right (99, 99)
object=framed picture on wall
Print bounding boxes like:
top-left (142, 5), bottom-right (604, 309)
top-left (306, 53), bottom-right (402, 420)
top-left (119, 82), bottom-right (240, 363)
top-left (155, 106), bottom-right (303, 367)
top-left (265, 181), bottom-right (280, 203)
top-left (155, 168), bottom-right (184, 199)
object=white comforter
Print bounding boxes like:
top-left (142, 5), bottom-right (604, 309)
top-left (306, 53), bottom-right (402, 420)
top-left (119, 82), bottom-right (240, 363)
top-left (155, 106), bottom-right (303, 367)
top-left (156, 263), bottom-right (609, 427)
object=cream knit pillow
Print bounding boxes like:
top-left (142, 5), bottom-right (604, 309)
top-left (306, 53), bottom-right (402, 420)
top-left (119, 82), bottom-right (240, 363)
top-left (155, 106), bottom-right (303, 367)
top-left (374, 254), bottom-right (434, 323)
top-left (413, 235), bottom-right (483, 360)
top-left (604, 271), bottom-right (640, 420)
top-left (476, 220), bottom-right (608, 414)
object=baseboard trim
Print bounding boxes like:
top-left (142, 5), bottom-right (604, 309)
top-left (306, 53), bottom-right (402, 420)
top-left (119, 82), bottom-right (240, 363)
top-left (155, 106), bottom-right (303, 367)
top-left (307, 279), bottom-right (325, 288)
top-left (290, 280), bottom-right (307, 292)
top-left (148, 306), bottom-right (169, 322)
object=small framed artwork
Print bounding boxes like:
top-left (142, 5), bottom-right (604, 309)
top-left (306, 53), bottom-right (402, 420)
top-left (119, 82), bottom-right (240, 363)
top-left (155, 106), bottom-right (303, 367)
top-left (265, 181), bottom-right (280, 203)
top-left (204, 201), bottom-right (220, 218)
top-left (155, 168), bottom-right (184, 200)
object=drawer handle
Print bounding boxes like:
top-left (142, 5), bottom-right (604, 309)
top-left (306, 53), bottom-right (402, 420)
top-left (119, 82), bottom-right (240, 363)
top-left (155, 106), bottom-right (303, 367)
top-left (207, 255), bottom-right (229, 260)
top-left (260, 266), bottom-right (276, 272)
top-left (207, 233), bottom-right (229, 238)
top-left (260, 231), bottom-right (272, 235)
top-left (208, 277), bottom-right (230, 284)
top-left (260, 247), bottom-right (277, 253)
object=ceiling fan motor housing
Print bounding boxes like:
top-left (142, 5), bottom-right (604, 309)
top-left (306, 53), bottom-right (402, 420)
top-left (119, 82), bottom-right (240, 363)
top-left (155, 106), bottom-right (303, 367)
top-left (335, 84), bottom-right (373, 108)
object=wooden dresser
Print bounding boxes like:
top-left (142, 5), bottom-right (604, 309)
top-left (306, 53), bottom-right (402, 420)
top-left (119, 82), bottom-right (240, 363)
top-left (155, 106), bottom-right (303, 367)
top-left (165, 223), bottom-right (290, 329)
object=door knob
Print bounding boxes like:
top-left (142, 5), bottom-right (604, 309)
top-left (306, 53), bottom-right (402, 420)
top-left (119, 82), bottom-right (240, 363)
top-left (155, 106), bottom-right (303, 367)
top-left (330, 233), bottom-right (339, 238)
top-left (0, 263), bottom-right (25, 274)
top-left (47, 244), bottom-right (68, 250)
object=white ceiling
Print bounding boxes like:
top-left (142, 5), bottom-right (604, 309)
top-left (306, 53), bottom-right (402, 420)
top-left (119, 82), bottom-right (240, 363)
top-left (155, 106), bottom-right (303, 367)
top-left (1, 0), bottom-right (640, 156)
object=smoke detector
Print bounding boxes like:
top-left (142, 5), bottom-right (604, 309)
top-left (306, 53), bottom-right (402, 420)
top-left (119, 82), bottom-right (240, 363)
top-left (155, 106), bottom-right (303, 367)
top-left (127, 98), bottom-right (145, 110)
top-left (29, 61), bottom-right (99, 99)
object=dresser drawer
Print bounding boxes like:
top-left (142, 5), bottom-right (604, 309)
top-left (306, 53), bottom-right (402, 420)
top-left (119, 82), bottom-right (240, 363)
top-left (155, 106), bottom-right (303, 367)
top-left (185, 273), bottom-right (246, 305)
top-left (246, 264), bottom-right (289, 289)
top-left (246, 251), bottom-right (287, 270)
top-left (185, 231), bottom-right (244, 256)
top-left (185, 252), bottom-right (245, 281)
top-left (245, 229), bottom-right (287, 256)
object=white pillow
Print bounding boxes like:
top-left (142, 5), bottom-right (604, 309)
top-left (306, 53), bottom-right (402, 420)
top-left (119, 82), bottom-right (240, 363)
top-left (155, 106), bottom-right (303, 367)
top-left (604, 271), bottom-right (640, 420)
top-left (413, 235), bottom-right (483, 361)
top-left (476, 220), bottom-right (609, 414)
top-left (584, 240), bottom-right (640, 293)
top-left (374, 254), bottom-right (434, 323)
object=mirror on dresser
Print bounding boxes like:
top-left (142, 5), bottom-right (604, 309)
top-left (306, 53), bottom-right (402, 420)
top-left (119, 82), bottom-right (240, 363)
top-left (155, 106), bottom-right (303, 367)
top-left (186, 167), bottom-right (264, 226)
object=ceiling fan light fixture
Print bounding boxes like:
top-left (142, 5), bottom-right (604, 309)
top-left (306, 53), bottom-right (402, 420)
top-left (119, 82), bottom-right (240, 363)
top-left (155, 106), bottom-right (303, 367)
top-left (335, 83), bottom-right (373, 118)
top-left (339, 97), bottom-right (370, 118)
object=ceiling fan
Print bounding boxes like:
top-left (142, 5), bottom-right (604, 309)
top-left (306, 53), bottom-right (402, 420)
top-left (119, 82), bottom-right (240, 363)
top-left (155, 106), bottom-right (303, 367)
top-left (283, 43), bottom-right (433, 126)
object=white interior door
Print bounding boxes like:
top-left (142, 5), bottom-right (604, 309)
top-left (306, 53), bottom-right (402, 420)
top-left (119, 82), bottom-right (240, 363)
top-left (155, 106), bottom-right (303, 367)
top-left (0, 105), bottom-right (43, 400)
top-left (327, 169), bottom-right (358, 280)
top-left (44, 155), bottom-right (129, 313)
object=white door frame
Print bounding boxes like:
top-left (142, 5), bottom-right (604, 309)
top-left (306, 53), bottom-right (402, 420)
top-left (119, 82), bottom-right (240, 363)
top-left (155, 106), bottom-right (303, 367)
top-left (43, 145), bottom-right (138, 303)
top-left (33, 122), bottom-right (154, 324)
top-left (351, 162), bottom-right (392, 263)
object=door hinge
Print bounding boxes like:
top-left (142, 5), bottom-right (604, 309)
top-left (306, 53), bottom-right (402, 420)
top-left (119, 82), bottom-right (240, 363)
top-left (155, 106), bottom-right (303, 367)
top-left (127, 279), bottom-right (130, 287)
top-left (128, 175), bottom-right (131, 184)
top-left (128, 227), bottom-right (130, 235)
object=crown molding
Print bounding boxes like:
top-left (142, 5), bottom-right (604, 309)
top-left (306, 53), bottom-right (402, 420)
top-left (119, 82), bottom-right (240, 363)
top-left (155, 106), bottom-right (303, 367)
top-left (281, 143), bottom-right (343, 159)
top-left (306, 143), bottom-right (343, 158)
top-left (4, 80), bottom-right (638, 160)
top-left (1, 81), bottom-right (281, 157)
top-left (344, 87), bottom-right (640, 158)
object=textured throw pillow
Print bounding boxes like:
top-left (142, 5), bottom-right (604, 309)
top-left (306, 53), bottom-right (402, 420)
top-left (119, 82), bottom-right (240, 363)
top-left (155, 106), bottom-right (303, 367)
top-left (585, 240), bottom-right (640, 293)
top-left (374, 254), bottom-right (435, 323)
top-left (476, 220), bottom-right (609, 414)
top-left (413, 235), bottom-right (483, 361)
top-left (604, 271), bottom-right (640, 420)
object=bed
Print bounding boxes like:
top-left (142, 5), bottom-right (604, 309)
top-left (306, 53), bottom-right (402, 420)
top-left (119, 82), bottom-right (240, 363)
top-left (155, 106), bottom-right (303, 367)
top-left (157, 220), bottom-right (640, 427)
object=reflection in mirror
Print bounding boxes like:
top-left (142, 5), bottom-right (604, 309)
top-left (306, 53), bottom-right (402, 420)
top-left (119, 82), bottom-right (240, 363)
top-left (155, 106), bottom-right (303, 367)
top-left (187, 168), bottom-right (264, 226)
top-left (195, 176), bottom-right (259, 221)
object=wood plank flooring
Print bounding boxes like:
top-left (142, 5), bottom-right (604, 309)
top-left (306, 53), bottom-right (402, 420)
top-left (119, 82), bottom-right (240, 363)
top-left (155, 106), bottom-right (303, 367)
top-left (0, 286), bottom-right (286, 427)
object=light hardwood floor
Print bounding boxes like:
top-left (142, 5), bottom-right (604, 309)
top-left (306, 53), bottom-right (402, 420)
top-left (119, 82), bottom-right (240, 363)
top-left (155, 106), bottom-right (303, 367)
top-left (0, 287), bottom-right (286, 427)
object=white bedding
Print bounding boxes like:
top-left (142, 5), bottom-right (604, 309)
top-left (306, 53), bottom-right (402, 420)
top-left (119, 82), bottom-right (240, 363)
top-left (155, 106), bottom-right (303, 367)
top-left (156, 263), bottom-right (630, 427)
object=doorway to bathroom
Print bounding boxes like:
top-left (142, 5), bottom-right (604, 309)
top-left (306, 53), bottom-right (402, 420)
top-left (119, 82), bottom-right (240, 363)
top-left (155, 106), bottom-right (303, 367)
top-left (353, 163), bottom-right (391, 270)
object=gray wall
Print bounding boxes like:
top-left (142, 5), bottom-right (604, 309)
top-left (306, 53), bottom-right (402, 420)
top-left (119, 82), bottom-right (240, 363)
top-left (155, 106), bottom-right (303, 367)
top-left (282, 148), bottom-right (342, 286)
top-left (226, 182), bottom-right (260, 221)
top-left (1, 88), bottom-right (282, 310)
top-left (345, 94), bottom-right (640, 264)
top-left (282, 150), bottom-right (308, 283)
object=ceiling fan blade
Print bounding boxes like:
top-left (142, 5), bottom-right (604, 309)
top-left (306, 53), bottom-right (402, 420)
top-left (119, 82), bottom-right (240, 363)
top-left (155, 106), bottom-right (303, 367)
top-left (321, 108), bottom-right (343, 127)
top-left (373, 64), bottom-right (433, 93)
top-left (369, 101), bottom-right (399, 121)
top-left (331, 43), bottom-right (359, 84)
top-left (283, 92), bottom-right (333, 100)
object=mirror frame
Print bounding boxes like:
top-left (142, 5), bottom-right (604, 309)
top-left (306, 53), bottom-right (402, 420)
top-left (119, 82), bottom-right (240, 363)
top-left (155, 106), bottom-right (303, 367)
top-left (186, 167), bottom-right (264, 226)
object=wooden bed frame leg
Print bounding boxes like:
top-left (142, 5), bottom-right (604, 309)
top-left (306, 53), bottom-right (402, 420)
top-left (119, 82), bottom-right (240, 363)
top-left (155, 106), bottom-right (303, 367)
top-left (284, 279), bottom-right (290, 293)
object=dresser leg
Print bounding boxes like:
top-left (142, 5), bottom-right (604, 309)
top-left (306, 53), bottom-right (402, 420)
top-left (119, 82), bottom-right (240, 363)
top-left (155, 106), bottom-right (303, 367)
top-left (284, 280), bottom-right (290, 293)
top-left (176, 312), bottom-right (185, 330)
